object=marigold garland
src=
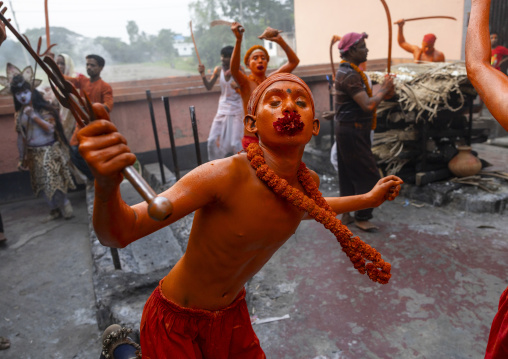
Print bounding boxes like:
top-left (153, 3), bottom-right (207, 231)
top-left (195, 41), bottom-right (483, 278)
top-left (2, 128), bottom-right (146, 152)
top-left (340, 60), bottom-right (377, 130)
top-left (247, 143), bottom-right (391, 284)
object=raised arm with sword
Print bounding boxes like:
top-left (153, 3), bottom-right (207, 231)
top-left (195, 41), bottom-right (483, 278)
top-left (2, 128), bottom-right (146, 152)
top-left (394, 14), bottom-right (455, 63)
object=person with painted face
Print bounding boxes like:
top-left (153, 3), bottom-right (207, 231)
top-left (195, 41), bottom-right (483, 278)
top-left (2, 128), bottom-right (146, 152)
top-left (77, 73), bottom-right (402, 357)
top-left (230, 22), bottom-right (300, 149)
top-left (395, 19), bottom-right (445, 63)
top-left (10, 74), bottom-right (76, 221)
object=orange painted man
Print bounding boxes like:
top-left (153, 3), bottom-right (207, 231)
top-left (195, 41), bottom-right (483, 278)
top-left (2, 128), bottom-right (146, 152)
top-left (466, 2), bottom-right (508, 357)
top-left (395, 19), bottom-right (445, 63)
top-left (230, 22), bottom-right (300, 149)
top-left (77, 73), bottom-right (402, 358)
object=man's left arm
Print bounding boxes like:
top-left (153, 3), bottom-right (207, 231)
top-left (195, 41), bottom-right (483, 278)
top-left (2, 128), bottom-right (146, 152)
top-left (324, 176), bottom-right (402, 215)
top-left (101, 82), bottom-right (114, 113)
top-left (352, 75), bottom-right (394, 113)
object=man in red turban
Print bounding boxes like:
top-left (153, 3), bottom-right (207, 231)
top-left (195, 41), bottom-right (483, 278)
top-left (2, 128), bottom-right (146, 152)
top-left (395, 19), bottom-right (445, 63)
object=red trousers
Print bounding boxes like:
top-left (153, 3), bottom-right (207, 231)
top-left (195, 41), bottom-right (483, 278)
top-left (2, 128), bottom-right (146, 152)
top-left (140, 282), bottom-right (265, 359)
top-left (485, 286), bottom-right (508, 358)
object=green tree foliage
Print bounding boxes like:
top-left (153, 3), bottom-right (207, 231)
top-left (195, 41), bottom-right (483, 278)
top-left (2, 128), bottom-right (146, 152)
top-left (189, 0), bottom-right (294, 69)
top-left (96, 21), bottom-right (178, 64)
top-left (1, 22), bottom-right (179, 69)
top-left (1, 26), bottom-right (85, 67)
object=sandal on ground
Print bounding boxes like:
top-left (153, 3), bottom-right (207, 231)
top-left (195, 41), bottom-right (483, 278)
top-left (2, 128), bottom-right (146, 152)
top-left (0, 232), bottom-right (6, 243)
top-left (354, 220), bottom-right (379, 233)
top-left (0, 337), bottom-right (10, 350)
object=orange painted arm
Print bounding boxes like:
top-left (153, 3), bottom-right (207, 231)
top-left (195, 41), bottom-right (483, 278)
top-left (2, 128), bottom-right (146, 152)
top-left (78, 119), bottom-right (233, 247)
top-left (230, 22), bottom-right (250, 91)
top-left (324, 176), bottom-right (402, 215)
top-left (466, 0), bottom-right (508, 128)
top-left (395, 19), bottom-right (418, 55)
top-left (271, 34), bottom-right (300, 75)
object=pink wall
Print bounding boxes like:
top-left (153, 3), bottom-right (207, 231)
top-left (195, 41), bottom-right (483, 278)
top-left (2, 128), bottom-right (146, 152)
top-left (295, 0), bottom-right (466, 66)
top-left (0, 63), bottom-right (386, 175)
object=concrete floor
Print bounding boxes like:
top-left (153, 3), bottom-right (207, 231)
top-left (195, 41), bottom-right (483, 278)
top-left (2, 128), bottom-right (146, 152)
top-left (0, 142), bottom-right (507, 358)
top-left (249, 198), bottom-right (507, 358)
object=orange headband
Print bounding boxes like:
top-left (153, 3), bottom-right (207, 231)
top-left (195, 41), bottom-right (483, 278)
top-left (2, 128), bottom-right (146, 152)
top-left (247, 73), bottom-right (315, 116)
top-left (244, 45), bottom-right (270, 66)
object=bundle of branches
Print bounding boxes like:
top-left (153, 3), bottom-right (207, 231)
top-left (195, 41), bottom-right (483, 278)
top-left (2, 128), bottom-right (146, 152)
top-left (367, 62), bottom-right (472, 122)
top-left (371, 128), bottom-right (417, 175)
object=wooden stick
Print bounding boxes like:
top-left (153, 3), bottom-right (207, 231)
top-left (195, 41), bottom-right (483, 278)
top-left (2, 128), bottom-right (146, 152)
top-left (189, 21), bottom-right (202, 66)
top-left (380, 0), bottom-right (392, 73)
top-left (330, 35), bottom-right (341, 81)
top-left (44, 0), bottom-right (50, 49)
top-left (396, 15), bottom-right (457, 24)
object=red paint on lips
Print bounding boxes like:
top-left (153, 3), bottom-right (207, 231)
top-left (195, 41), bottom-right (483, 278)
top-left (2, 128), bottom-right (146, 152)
top-left (273, 111), bottom-right (305, 136)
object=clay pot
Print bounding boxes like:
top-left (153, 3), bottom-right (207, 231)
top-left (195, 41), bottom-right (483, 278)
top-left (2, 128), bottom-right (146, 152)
top-left (448, 146), bottom-right (482, 177)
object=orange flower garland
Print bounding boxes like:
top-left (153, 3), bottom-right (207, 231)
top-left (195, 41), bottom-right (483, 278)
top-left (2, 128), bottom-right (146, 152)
top-left (247, 143), bottom-right (391, 284)
top-left (340, 60), bottom-right (377, 130)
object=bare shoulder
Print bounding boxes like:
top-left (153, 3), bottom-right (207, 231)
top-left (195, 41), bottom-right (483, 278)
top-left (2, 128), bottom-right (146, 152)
top-left (308, 167), bottom-right (321, 187)
top-left (182, 153), bottom-right (251, 190)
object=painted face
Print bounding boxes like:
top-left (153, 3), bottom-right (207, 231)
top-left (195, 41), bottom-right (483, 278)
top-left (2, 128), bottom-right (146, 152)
top-left (15, 89), bottom-right (32, 106)
top-left (253, 80), bottom-right (319, 143)
top-left (221, 55), bottom-right (231, 70)
top-left (86, 58), bottom-right (102, 78)
top-left (56, 55), bottom-right (66, 74)
top-left (491, 34), bottom-right (499, 48)
top-left (248, 50), bottom-right (268, 75)
top-left (421, 41), bottom-right (434, 55)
